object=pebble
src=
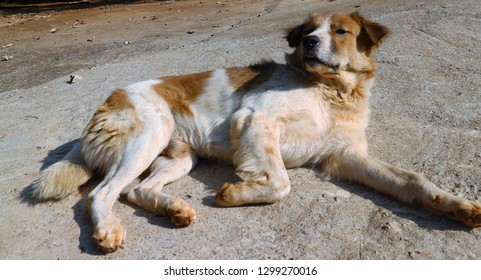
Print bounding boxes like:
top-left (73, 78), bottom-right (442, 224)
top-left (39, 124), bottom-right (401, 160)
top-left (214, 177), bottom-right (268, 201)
top-left (68, 75), bottom-right (82, 84)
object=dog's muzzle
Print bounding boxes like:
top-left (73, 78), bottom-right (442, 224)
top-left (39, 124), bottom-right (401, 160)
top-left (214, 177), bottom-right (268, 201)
top-left (302, 36), bottom-right (320, 49)
top-left (302, 36), bottom-right (340, 71)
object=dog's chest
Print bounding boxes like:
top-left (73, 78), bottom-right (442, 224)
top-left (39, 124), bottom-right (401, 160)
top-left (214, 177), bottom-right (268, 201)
top-left (278, 106), bottom-right (331, 167)
top-left (242, 88), bottom-right (331, 168)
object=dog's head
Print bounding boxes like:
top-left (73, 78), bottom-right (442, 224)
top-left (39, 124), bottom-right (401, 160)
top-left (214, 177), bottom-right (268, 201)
top-left (286, 12), bottom-right (388, 77)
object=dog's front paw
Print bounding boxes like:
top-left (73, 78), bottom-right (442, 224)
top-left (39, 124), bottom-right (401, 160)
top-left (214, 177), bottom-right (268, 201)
top-left (166, 197), bottom-right (196, 227)
top-left (454, 200), bottom-right (481, 228)
top-left (92, 215), bottom-right (125, 253)
top-left (214, 182), bottom-right (239, 207)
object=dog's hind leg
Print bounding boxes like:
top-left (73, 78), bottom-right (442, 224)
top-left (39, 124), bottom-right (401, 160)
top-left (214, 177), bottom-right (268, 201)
top-left (215, 109), bottom-right (291, 206)
top-left (82, 87), bottom-right (175, 253)
top-left (126, 137), bottom-right (198, 227)
top-left (329, 152), bottom-right (481, 228)
top-left (86, 123), bottom-right (173, 253)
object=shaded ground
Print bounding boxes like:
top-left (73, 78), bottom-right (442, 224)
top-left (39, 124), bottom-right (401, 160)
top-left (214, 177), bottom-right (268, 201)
top-left (0, 0), bottom-right (480, 259)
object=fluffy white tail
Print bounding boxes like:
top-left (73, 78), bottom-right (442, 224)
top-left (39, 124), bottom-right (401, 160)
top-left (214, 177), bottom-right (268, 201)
top-left (32, 142), bottom-right (91, 201)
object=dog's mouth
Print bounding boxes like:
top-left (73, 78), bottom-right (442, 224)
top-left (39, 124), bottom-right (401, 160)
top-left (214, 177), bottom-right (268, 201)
top-left (305, 57), bottom-right (340, 70)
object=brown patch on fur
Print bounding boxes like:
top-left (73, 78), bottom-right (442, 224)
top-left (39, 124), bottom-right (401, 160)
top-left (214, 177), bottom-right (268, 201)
top-left (84, 89), bottom-right (138, 134)
top-left (226, 63), bottom-right (276, 93)
top-left (153, 71), bottom-right (212, 117)
top-left (82, 89), bottom-right (143, 173)
top-left (160, 137), bottom-right (195, 159)
top-left (264, 146), bottom-right (275, 156)
top-left (104, 89), bottom-right (134, 110)
top-left (349, 12), bottom-right (389, 55)
top-left (85, 89), bottom-right (135, 129)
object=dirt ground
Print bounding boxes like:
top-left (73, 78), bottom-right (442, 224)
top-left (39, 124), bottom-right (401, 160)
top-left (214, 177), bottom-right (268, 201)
top-left (0, 0), bottom-right (480, 259)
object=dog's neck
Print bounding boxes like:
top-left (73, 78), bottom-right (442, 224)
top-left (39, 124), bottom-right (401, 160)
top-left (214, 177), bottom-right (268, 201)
top-left (286, 52), bottom-right (376, 113)
top-left (287, 56), bottom-right (373, 94)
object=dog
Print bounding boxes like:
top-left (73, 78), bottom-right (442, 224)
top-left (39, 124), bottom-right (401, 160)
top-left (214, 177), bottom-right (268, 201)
top-left (32, 12), bottom-right (481, 253)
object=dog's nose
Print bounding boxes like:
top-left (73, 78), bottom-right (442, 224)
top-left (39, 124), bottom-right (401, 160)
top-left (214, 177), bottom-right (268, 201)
top-left (302, 36), bottom-right (320, 48)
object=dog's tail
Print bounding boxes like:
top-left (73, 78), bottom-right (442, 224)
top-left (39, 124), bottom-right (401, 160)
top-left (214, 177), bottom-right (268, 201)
top-left (32, 142), bottom-right (92, 201)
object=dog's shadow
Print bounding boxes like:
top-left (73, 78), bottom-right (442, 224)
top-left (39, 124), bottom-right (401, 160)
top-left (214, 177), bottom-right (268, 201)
top-left (329, 179), bottom-right (468, 231)
top-left (20, 141), bottom-right (469, 256)
top-left (188, 160), bottom-right (239, 206)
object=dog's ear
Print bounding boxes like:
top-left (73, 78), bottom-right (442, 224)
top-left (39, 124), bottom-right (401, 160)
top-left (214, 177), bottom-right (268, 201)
top-left (351, 12), bottom-right (388, 55)
top-left (286, 23), bottom-right (305, 48)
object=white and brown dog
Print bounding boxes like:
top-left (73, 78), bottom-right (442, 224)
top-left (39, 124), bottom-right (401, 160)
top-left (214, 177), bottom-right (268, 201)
top-left (32, 12), bottom-right (481, 253)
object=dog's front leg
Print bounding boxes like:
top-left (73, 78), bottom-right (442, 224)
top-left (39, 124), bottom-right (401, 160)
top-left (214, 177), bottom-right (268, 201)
top-left (215, 109), bottom-right (291, 206)
top-left (330, 153), bottom-right (481, 228)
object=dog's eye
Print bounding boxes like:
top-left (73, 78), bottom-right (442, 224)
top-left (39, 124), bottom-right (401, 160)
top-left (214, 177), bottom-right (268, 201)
top-left (336, 29), bottom-right (347, 35)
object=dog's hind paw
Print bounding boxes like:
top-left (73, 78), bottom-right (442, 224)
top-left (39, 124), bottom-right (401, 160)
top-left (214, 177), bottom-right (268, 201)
top-left (166, 198), bottom-right (196, 227)
top-left (92, 215), bottom-right (125, 253)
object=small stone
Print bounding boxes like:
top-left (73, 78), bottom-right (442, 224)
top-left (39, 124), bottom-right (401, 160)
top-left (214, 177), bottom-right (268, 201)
top-left (68, 75), bottom-right (82, 84)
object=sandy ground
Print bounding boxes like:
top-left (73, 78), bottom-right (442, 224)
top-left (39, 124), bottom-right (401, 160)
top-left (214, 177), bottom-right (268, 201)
top-left (0, 0), bottom-right (480, 259)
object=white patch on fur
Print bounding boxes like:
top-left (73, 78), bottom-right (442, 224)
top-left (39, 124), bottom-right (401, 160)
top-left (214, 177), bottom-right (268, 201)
top-left (176, 68), bottom-right (241, 160)
top-left (128, 78), bottom-right (175, 154)
top-left (309, 16), bottom-right (332, 63)
top-left (126, 79), bottom-right (170, 112)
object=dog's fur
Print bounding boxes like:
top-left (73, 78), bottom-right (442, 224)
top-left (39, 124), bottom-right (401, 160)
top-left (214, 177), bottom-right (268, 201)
top-left (32, 12), bottom-right (481, 253)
